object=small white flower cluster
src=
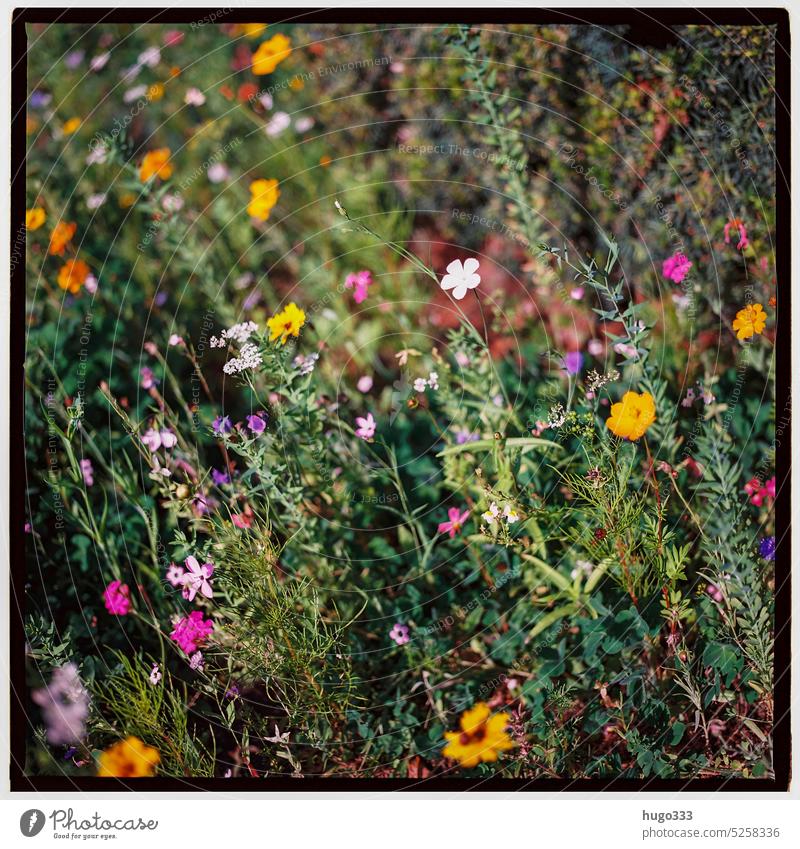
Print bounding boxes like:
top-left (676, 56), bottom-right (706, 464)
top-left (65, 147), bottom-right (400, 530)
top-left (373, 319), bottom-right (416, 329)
top-left (547, 403), bottom-right (566, 428)
top-left (413, 371), bottom-right (439, 393)
top-left (222, 342), bottom-right (262, 375)
top-left (571, 560), bottom-right (595, 580)
top-left (211, 321), bottom-right (258, 349)
top-left (294, 352), bottom-right (319, 376)
top-left (481, 502), bottom-right (520, 525)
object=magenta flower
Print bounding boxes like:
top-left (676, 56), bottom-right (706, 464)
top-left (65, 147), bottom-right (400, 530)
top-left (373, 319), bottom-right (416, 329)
top-left (662, 253), bottom-right (692, 283)
top-left (724, 218), bottom-right (749, 250)
top-left (181, 555), bottom-right (214, 602)
top-left (212, 415), bottom-right (232, 436)
top-left (246, 414), bottom-right (267, 434)
top-left (79, 458), bottom-right (94, 486)
top-left (389, 623), bottom-right (410, 645)
top-left (563, 351), bottom-right (583, 375)
top-left (170, 610), bottom-right (214, 654)
top-left (103, 580), bottom-right (131, 615)
top-left (437, 506), bottom-right (470, 538)
top-left (344, 270), bottom-right (374, 304)
top-left (355, 412), bottom-right (376, 440)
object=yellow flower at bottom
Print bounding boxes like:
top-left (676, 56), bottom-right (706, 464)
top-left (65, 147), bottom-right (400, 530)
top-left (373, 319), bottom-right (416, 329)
top-left (26, 207), bottom-right (46, 230)
top-left (732, 303), bottom-right (767, 340)
top-left (606, 390), bottom-right (656, 441)
top-left (140, 147), bottom-right (173, 182)
top-left (267, 302), bottom-right (306, 344)
top-left (247, 178), bottom-right (280, 221)
top-left (442, 702), bottom-right (514, 769)
top-left (251, 33), bottom-right (292, 75)
top-left (98, 736), bottom-right (160, 778)
top-left (57, 258), bottom-right (90, 294)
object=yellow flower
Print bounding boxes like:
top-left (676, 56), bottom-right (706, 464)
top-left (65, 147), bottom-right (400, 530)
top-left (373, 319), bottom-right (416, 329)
top-left (267, 302), bottom-right (306, 344)
top-left (139, 147), bottom-right (173, 182)
top-left (289, 76), bottom-right (305, 90)
top-left (606, 390), bottom-right (656, 441)
top-left (251, 33), bottom-right (292, 75)
top-left (57, 258), bottom-right (90, 293)
top-left (26, 207), bottom-right (46, 230)
top-left (62, 117), bottom-right (81, 135)
top-left (240, 23), bottom-right (267, 38)
top-left (247, 178), bottom-right (280, 221)
top-left (732, 303), bottom-right (767, 340)
top-left (97, 736), bottom-right (160, 778)
top-left (147, 82), bottom-right (165, 101)
top-left (48, 221), bottom-right (77, 256)
top-left (442, 703), bottom-right (514, 769)
top-left (119, 192), bottom-right (136, 208)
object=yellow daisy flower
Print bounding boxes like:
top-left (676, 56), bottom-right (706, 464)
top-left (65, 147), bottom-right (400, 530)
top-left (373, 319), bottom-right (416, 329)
top-left (442, 702), bottom-right (514, 769)
top-left (605, 390), bottom-right (656, 441)
top-left (97, 736), bottom-right (160, 778)
top-left (267, 302), bottom-right (306, 344)
top-left (251, 33), bottom-right (292, 75)
top-left (732, 303), bottom-right (767, 340)
top-left (247, 178), bottom-right (280, 221)
top-left (26, 207), bottom-right (46, 230)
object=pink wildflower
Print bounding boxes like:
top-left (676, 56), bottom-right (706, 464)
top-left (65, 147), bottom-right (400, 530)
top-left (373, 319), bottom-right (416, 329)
top-left (170, 610), bottom-right (213, 654)
top-left (389, 623), bottom-right (410, 645)
top-left (344, 270), bottom-right (374, 304)
top-left (662, 253), bottom-right (692, 283)
top-left (166, 562), bottom-right (184, 587)
top-left (103, 580), bottom-right (131, 615)
top-left (724, 218), bottom-right (749, 250)
top-left (79, 458), bottom-right (94, 486)
top-left (181, 555), bottom-right (214, 602)
top-left (31, 663), bottom-right (89, 745)
top-left (355, 412), bottom-right (376, 440)
top-left (437, 506), bottom-right (470, 538)
top-left (357, 375), bottom-right (373, 393)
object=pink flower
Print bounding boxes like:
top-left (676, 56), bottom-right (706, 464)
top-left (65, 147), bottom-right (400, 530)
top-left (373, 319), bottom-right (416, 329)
top-left (79, 458), bottom-right (94, 486)
top-left (180, 555), bottom-right (214, 602)
top-left (344, 270), bottom-right (374, 304)
top-left (31, 663), bottom-right (89, 745)
top-left (389, 623), bottom-right (410, 645)
top-left (142, 427), bottom-right (177, 452)
top-left (149, 663), bottom-right (162, 685)
top-left (189, 651), bottom-right (205, 671)
top-left (140, 366), bottom-right (158, 389)
top-left (437, 506), bottom-right (470, 538)
top-left (170, 610), bottom-right (213, 654)
top-left (355, 412), bottom-right (376, 440)
top-left (166, 562), bottom-right (184, 587)
top-left (103, 580), bottom-right (131, 615)
top-left (765, 476), bottom-right (776, 499)
top-left (745, 476), bottom-right (775, 507)
top-left (357, 375), bottom-right (373, 393)
top-left (231, 511), bottom-right (253, 529)
top-left (662, 253), bottom-right (692, 283)
top-left (724, 218), bottom-right (749, 250)
top-left (168, 334), bottom-right (184, 346)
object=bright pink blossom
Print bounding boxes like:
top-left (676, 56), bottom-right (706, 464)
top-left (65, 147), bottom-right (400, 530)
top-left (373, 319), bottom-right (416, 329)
top-left (437, 506), bottom-right (470, 538)
top-left (355, 412), bottom-right (376, 440)
top-left (662, 253), bottom-right (692, 283)
top-left (724, 218), bottom-right (749, 250)
top-left (170, 611), bottom-right (213, 654)
top-left (103, 580), bottom-right (131, 615)
top-left (344, 270), bottom-right (374, 304)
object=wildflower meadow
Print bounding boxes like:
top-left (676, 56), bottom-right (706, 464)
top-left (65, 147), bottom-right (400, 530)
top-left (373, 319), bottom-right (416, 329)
top-left (16, 15), bottom-right (787, 787)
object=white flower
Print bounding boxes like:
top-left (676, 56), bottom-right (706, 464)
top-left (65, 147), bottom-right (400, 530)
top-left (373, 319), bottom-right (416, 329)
top-left (502, 504), bottom-right (520, 524)
top-left (427, 371), bottom-right (439, 390)
top-left (413, 378), bottom-right (428, 393)
top-left (481, 502), bottom-right (500, 524)
top-left (265, 111), bottom-right (291, 137)
top-left (223, 342), bottom-right (262, 375)
top-left (440, 257), bottom-right (480, 300)
top-left (87, 193), bottom-right (106, 210)
top-left (184, 87), bottom-right (206, 106)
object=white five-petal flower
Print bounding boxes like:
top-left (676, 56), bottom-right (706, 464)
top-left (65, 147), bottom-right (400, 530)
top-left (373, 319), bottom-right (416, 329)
top-left (440, 258), bottom-right (481, 300)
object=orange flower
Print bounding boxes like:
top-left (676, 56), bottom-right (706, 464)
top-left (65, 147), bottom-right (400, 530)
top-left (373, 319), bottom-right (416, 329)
top-left (606, 390), bottom-right (656, 441)
top-left (139, 147), bottom-right (173, 181)
top-left (319, 155), bottom-right (332, 167)
top-left (97, 736), bottom-right (160, 778)
top-left (49, 221), bottom-right (77, 256)
top-left (732, 303), bottom-right (767, 340)
top-left (247, 178), bottom-right (280, 221)
top-left (26, 207), bottom-right (46, 230)
top-left (57, 258), bottom-right (90, 293)
top-left (62, 117), bottom-right (81, 135)
top-left (251, 33), bottom-right (292, 75)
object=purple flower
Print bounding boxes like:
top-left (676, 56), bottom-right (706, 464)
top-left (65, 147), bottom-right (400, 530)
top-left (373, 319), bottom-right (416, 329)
top-left (454, 427), bottom-right (479, 445)
top-left (563, 351), bottom-right (583, 375)
top-left (759, 536), bottom-right (776, 561)
top-left (140, 366), bottom-right (159, 389)
top-left (29, 90), bottom-right (52, 109)
top-left (212, 415), bottom-right (232, 436)
top-left (246, 414), bottom-right (267, 434)
top-left (65, 50), bottom-right (85, 69)
top-left (389, 622), bottom-right (410, 645)
top-left (31, 664), bottom-right (90, 745)
top-left (79, 458), bottom-right (94, 486)
top-left (212, 468), bottom-right (230, 486)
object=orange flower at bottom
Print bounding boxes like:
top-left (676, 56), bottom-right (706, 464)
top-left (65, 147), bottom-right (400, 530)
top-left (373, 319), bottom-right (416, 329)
top-left (442, 702), bottom-right (514, 769)
top-left (732, 303), bottom-right (767, 340)
top-left (606, 390), bottom-right (656, 441)
top-left (97, 736), bottom-right (160, 778)
top-left (139, 147), bottom-right (173, 182)
top-left (57, 259), bottom-right (90, 294)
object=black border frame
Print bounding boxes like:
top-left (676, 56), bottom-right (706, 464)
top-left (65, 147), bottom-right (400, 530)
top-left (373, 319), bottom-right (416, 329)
top-left (9, 6), bottom-right (791, 793)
